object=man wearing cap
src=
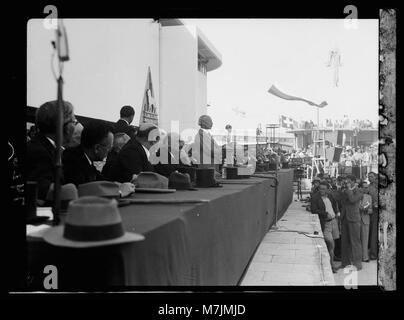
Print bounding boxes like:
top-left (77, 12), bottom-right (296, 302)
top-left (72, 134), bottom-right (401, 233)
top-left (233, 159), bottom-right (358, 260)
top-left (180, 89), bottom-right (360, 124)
top-left (26, 100), bottom-right (76, 201)
top-left (113, 105), bottom-right (138, 139)
top-left (190, 115), bottom-right (222, 171)
top-left (106, 122), bottom-right (161, 183)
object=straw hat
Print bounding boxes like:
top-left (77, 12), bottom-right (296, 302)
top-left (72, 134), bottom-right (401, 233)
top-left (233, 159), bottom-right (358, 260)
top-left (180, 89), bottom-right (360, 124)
top-left (43, 196), bottom-right (144, 248)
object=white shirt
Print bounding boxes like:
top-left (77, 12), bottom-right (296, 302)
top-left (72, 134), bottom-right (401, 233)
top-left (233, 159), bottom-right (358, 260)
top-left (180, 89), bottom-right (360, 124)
top-left (83, 151), bottom-right (93, 165)
top-left (46, 137), bottom-right (65, 151)
top-left (321, 196), bottom-right (336, 218)
top-left (142, 145), bottom-right (150, 159)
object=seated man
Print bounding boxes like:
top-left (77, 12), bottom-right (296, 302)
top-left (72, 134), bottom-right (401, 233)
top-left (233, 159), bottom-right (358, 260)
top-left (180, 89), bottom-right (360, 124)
top-left (106, 122), bottom-right (161, 183)
top-left (63, 120), bottom-right (113, 186)
top-left (26, 100), bottom-right (76, 201)
top-left (151, 132), bottom-right (193, 177)
top-left (102, 132), bottom-right (131, 178)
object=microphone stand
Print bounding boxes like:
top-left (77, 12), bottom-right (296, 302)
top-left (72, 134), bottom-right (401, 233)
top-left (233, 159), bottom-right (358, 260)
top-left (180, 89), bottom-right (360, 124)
top-left (52, 74), bottom-right (64, 226)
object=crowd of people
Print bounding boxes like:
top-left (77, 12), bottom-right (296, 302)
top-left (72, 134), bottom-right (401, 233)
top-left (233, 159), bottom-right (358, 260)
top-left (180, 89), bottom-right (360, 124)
top-left (304, 172), bottom-right (378, 273)
top-left (292, 116), bottom-right (375, 130)
top-left (25, 100), bottom-right (228, 204)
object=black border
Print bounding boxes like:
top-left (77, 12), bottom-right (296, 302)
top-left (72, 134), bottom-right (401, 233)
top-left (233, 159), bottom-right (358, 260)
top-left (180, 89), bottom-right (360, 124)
top-left (3, 2), bottom-right (401, 304)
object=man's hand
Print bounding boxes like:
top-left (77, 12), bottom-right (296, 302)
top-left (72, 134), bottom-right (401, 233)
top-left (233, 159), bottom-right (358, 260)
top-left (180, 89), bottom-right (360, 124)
top-left (131, 174), bottom-right (138, 184)
top-left (327, 211), bottom-right (335, 220)
top-left (119, 182), bottom-right (135, 197)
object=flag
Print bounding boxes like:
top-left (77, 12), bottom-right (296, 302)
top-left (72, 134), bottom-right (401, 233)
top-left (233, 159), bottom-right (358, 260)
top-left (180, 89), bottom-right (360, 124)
top-left (268, 85), bottom-right (327, 108)
top-left (280, 115), bottom-right (294, 129)
top-left (140, 66), bottom-right (158, 125)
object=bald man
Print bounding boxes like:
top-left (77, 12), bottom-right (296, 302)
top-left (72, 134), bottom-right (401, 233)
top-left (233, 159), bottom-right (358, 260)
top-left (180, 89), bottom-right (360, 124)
top-left (106, 123), bottom-right (161, 182)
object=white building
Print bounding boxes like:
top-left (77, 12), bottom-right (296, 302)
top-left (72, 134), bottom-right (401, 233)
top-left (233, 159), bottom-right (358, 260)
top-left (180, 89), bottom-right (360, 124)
top-left (27, 18), bottom-right (222, 133)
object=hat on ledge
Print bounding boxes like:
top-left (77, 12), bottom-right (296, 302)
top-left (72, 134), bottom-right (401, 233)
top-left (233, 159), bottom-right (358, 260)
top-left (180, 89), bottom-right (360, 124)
top-left (135, 172), bottom-right (176, 193)
top-left (78, 181), bottom-right (120, 199)
top-left (43, 196), bottom-right (144, 248)
top-left (168, 171), bottom-right (197, 191)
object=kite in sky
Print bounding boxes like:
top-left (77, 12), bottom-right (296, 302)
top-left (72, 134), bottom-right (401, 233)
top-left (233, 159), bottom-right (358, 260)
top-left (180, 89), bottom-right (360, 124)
top-left (268, 85), bottom-right (327, 108)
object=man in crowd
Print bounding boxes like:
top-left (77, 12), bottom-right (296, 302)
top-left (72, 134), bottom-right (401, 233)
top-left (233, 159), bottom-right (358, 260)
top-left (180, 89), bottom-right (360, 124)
top-left (359, 181), bottom-right (373, 262)
top-left (63, 120), bottom-right (113, 186)
top-left (340, 175), bottom-right (363, 270)
top-left (368, 172), bottom-right (378, 260)
top-left (26, 100), bottom-right (76, 201)
top-left (106, 122), bottom-right (161, 182)
top-left (102, 132), bottom-right (131, 178)
top-left (311, 181), bottom-right (340, 273)
top-left (65, 121), bottom-right (84, 148)
top-left (113, 105), bottom-right (138, 139)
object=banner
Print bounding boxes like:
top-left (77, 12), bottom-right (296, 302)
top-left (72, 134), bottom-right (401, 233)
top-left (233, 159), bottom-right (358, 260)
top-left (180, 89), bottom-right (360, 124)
top-left (268, 85), bottom-right (327, 108)
top-left (140, 67), bottom-right (158, 125)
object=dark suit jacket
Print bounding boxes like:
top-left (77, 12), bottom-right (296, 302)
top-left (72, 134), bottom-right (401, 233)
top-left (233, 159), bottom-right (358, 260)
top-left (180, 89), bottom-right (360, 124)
top-left (26, 133), bottom-right (61, 201)
top-left (113, 119), bottom-right (137, 139)
top-left (311, 192), bottom-right (339, 230)
top-left (62, 146), bottom-right (106, 186)
top-left (340, 188), bottom-right (363, 222)
top-left (105, 138), bottom-right (154, 183)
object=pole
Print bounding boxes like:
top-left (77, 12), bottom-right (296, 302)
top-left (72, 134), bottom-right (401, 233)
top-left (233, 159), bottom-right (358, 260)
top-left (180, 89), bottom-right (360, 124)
top-left (53, 75), bottom-right (64, 226)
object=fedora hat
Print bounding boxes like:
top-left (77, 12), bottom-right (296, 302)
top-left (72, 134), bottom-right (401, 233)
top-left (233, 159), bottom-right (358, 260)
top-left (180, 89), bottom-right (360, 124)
top-left (196, 168), bottom-right (222, 188)
top-left (78, 181), bottom-right (120, 199)
top-left (135, 172), bottom-right (176, 193)
top-left (176, 166), bottom-right (196, 183)
top-left (46, 183), bottom-right (79, 211)
top-left (168, 171), bottom-right (197, 191)
top-left (43, 196), bottom-right (144, 248)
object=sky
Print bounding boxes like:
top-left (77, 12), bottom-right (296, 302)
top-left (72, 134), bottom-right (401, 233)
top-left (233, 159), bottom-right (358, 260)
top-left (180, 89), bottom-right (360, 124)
top-left (182, 19), bottom-right (379, 132)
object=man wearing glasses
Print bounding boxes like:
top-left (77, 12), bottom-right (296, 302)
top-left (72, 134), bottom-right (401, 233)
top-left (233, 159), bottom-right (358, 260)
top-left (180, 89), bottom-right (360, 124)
top-left (62, 120), bottom-right (113, 186)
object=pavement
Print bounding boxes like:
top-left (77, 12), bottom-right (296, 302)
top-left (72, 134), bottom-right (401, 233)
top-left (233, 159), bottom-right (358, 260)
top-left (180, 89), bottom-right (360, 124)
top-left (240, 192), bottom-right (377, 286)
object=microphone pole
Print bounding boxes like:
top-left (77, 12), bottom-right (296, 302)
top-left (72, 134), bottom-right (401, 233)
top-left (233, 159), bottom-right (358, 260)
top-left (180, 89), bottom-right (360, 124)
top-left (52, 20), bottom-right (69, 226)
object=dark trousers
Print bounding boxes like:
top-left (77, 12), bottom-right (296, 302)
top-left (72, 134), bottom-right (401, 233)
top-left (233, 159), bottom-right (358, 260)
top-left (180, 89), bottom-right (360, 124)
top-left (341, 218), bottom-right (362, 269)
top-left (369, 206), bottom-right (378, 258)
top-left (334, 238), bottom-right (341, 258)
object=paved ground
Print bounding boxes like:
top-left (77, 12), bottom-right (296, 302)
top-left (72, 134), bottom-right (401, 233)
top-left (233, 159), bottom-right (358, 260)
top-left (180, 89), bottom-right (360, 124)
top-left (241, 195), bottom-right (335, 286)
top-left (241, 192), bottom-right (377, 286)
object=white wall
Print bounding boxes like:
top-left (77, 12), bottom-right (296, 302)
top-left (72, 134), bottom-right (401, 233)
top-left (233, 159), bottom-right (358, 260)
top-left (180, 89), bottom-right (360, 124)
top-left (196, 70), bottom-right (208, 119)
top-left (27, 19), bottom-right (160, 124)
top-left (159, 25), bottom-right (199, 133)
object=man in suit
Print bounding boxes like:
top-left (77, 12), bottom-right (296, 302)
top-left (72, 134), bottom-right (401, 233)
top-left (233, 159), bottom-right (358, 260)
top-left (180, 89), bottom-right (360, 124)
top-left (26, 100), bottom-right (76, 201)
top-left (102, 132), bottom-right (130, 178)
top-left (113, 105), bottom-right (137, 138)
top-left (190, 115), bottom-right (222, 171)
top-left (311, 181), bottom-right (340, 273)
top-left (340, 175), bottom-right (364, 270)
top-left (106, 122), bottom-right (161, 183)
top-left (63, 120), bottom-right (113, 186)
top-left (359, 181), bottom-right (372, 262)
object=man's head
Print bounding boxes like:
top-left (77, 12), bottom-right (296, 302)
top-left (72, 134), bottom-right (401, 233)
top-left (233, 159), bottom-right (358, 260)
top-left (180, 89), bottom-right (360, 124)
top-left (312, 178), bottom-right (321, 188)
top-left (198, 115), bottom-right (213, 130)
top-left (368, 172), bottom-right (377, 184)
top-left (113, 132), bottom-right (130, 153)
top-left (120, 105), bottom-right (135, 124)
top-left (136, 122), bottom-right (161, 150)
top-left (319, 181), bottom-right (329, 196)
top-left (80, 120), bottom-right (114, 162)
top-left (67, 122), bottom-right (84, 148)
top-left (345, 175), bottom-right (357, 188)
top-left (35, 100), bottom-right (76, 145)
top-left (360, 181), bottom-right (369, 194)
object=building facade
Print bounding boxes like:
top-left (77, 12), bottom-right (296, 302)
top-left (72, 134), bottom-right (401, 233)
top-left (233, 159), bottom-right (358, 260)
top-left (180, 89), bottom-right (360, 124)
top-left (27, 19), bottom-right (221, 133)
